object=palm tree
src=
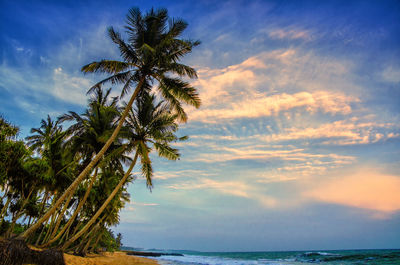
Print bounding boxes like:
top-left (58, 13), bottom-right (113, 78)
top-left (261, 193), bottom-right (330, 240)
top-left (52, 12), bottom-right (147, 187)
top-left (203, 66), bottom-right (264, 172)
top-left (41, 87), bottom-right (126, 246)
top-left (22, 7), bottom-right (200, 239)
top-left (23, 116), bottom-right (76, 242)
top-left (62, 93), bottom-right (185, 249)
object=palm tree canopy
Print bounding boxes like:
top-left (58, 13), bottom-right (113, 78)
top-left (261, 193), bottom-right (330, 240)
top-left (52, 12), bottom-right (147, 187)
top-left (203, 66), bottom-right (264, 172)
top-left (124, 93), bottom-right (185, 188)
top-left (82, 7), bottom-right (201, 122)
top-left (59, 87), bottom-right (129, 169)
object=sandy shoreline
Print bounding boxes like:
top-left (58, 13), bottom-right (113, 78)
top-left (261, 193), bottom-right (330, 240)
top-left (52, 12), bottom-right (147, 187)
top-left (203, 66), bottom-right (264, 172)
top-left (64, 251), bottom-right (159, 265)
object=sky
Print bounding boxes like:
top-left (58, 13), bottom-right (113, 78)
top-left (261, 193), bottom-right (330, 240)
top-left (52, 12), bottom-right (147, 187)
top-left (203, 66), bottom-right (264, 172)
top-left (1, 0), bottom-right (400, 251)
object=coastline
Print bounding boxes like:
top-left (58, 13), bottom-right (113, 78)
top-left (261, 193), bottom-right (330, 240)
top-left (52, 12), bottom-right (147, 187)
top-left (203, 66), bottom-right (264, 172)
top-left (64, 251), bottom-right (158, 265)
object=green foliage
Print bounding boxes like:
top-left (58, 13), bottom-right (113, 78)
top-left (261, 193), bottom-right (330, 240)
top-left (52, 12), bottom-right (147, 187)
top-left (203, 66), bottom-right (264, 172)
top-left (116, 233), bottom-right (123, 249)
top-left (98, 229), bottom-right (120, 252)
top-left (0, 6), bottom-right (198, 256)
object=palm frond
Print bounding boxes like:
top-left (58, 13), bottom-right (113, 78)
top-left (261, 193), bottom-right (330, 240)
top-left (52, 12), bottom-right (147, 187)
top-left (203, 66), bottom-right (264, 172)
top-left (86, 71), bottom-right (133, 95)
top-left (153, 142), bottom-right (180, 160)
top-left (81, 60), bottom-right (132, 74)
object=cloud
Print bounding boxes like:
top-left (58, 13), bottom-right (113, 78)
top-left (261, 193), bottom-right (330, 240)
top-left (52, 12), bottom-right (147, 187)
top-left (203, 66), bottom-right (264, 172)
top-left (167, 178), bottom-right (250, 198)
top-left (188, 144), bottom-right (354, 164)
top-left (124, 201), bottom-right (159, 212)
top-left (187, 48), bottom-right (360, 123)
top-left (166, 178), bottom-right (278, 207)
top-left (52, 67), bottom-right (91, 105)
top-left (381, 66), bottom-right (400, 83)
top-left (0, 23), bottom-right (118, 113)
top-left (153, 169), bottom-right (217, 180)
top-left (304, 170), bottom-right (400, 215)
top-left (189, 91), bottom-right (355, 122)
top-left (267, 28), bottom-right (312, 41)
top-left (264, 118), bottom-right (400, 145)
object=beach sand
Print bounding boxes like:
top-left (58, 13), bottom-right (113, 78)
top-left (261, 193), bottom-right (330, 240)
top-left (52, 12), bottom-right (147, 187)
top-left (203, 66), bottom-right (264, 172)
top-left (64, 251), bottom-right (158, 265)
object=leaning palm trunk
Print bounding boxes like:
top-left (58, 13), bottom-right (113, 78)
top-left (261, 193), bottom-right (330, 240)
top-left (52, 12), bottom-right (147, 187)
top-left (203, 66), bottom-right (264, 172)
top-left (21, 78), bottom-right (145, 239)
top-left (62, 150), bottom-right (139, 250)
top-left (90, 230), bottom-right (103, 253)
top-left (79, 222), bottom-right (102, 256)
top-left (7, 188), bottom-right (34, 237)
top-left (41, 168), bottom-right (98, 247)
top-left (41, 207), bottom-right (58, 244)
top-left (0, 196), bottom-right (11, 223)
top-left (81, 227), bottom-right (98, 255)
top-left (47, 191), bottom-right (74, 242)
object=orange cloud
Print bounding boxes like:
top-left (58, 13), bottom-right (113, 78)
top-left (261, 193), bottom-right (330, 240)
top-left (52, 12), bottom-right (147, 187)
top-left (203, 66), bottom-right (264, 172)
top-left (188, 48), bottom-right (360, 123)
top-left (305, 170), bottom-right (400, 213)
top-left (189, 91), bottom-right (355, 122)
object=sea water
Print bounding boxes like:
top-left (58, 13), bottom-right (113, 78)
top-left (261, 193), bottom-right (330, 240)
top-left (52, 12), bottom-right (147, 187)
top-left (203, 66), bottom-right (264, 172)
top-left (149, 249), bottom-right (400, 265)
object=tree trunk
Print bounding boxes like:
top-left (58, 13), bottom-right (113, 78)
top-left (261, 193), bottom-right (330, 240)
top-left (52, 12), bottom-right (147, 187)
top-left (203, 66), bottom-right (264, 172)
top-left (91, 230), bottom-right (103, 253)
top-left (81, 231), bottom-right (95, 256)
top-left (27, 215), bottom-right (32, 228)
top-left (41, 168), bottom-right (98, 247)
top-left (62, 151), bottom-right (138, 250)
top-left (47, 190), bottom-right (74, 241)
top-left (0, 196), bottom-right (11, 222)
top-left (41, 209), bottom-right (57, 244)
top-left (6, 188), bottom-right (34, 237)
top-left (34, 220), bottom-right (48, 245)
top-left (21, 77), bottom-right (145, 239)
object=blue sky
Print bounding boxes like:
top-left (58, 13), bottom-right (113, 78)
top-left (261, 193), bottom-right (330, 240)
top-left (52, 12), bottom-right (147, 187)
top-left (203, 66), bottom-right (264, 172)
top-left (1, 0), bottom-right (400, 251)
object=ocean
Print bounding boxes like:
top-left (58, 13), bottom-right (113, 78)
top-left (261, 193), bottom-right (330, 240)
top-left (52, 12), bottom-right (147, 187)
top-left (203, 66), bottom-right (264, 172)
top-left (149, 249), bottom-right (400, 265)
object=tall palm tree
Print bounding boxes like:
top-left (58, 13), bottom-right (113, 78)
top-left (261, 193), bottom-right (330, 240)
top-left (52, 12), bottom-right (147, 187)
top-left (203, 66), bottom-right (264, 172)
top-left (22, 7), bottom-right (200, 239)
top-left (62, 93), bottom-right (185, 249)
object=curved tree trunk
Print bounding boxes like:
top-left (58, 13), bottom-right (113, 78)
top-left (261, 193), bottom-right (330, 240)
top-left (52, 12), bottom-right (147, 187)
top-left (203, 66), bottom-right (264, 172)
top-left (0, 196), bottom-right (11, 222)
top-left (6, 188), bottom-right (34, 237)
top-left (91, 230), bottom-right (103, 253)
top-left (32, 192), bottom-right (58, 244)
top-left (21, 78), bottom-right (145, 239)
top-left (47, 190), bottom-right (74, 242)
top-left (41, 168), bottom-right (98, 247)
top-left (62, 151), bottom-right (139, 250)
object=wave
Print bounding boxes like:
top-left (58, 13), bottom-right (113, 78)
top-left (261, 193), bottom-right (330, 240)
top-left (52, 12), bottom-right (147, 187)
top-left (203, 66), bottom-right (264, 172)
top-left (152, 249), bottom-right (400, 265)
top-left (155, 255), bottom-right (290, 265)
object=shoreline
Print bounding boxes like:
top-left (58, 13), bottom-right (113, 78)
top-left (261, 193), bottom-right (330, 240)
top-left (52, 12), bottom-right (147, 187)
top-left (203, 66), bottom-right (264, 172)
top-left (64, 251), bottom-right (159, 265)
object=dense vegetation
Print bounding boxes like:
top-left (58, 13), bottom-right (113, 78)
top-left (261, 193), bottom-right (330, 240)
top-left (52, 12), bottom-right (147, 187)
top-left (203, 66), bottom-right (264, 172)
top-left (0, 6), bottom-right (199, 257)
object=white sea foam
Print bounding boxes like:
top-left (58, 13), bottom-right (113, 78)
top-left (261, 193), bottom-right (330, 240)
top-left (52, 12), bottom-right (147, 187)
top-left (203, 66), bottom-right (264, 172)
top-left (154, 254), bottom-right (294, 265)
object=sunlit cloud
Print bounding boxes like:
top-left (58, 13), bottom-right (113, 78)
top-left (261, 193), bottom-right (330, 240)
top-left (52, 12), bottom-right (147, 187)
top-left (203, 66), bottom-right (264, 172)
top-left (304, 170), bottom-right (400, 215)
top-left (187, 48), bottom-right (361, 123)
top-left (264, 118), bottom-right (400, 145)
top-left (167, 178), bottom-right (251, 198)
top-left (166, 178), bottom-right (278, 208)
top-left (52, 67), bottom-right (91, 105)
top-left (153, 169), bottom-right (217, 180)
top-left (124, 201), bottom-right (159, 212)
top-left (188, 144), bottom-right (355, 164)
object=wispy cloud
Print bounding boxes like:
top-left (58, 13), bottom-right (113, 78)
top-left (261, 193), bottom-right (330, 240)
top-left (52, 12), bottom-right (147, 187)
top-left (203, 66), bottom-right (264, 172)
top-left (52, 67), bottom-right (91, 105)
top-left (153, 169), bottom-right (217, 180)
top-left (167, 178), bottom-right (251, 198)
top-left (125, 201), bottom-right (159, 212)
top-left (187, 48), bottom-right (360, 123)
top-left (167, 178), bottom-right (278, 208)
top-left (267, 28), bottom-right (312, 41)
top-left (381, 66), bottom-right (400, 83)
top-left (0, 23), bottom-right (118, 111)
top-left (264, 118), bottom-right (400, 145)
